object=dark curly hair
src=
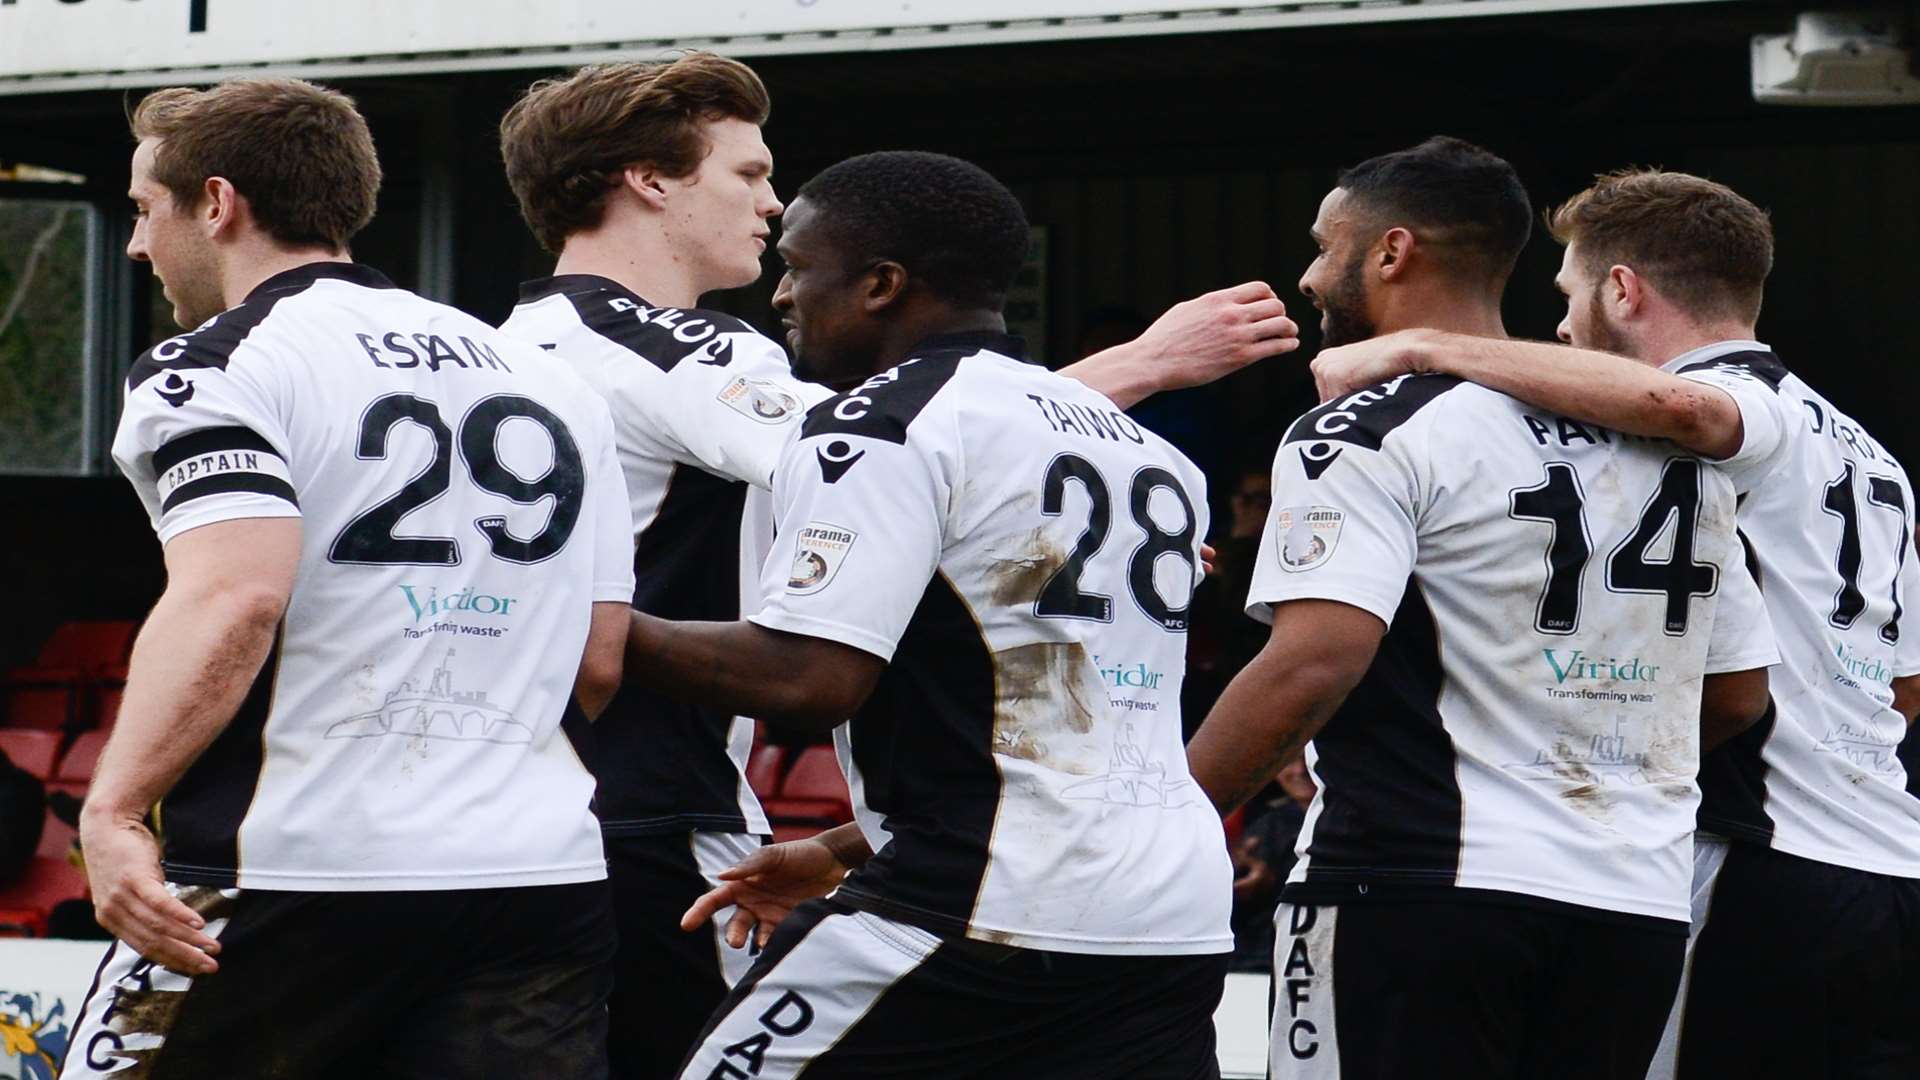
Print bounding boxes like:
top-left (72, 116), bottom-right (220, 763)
top-left (1338, 136), bottom-right (1533, 283)
top-left (796, 151), bottom-right (1030, 310)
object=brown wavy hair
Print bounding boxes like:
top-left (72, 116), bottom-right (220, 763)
top-left (129, 78), bottom-right (380, 251)
top-left (500, 53), bottom-right (771, 253)
top-left (1549, 169), bottom-right (1773, 324)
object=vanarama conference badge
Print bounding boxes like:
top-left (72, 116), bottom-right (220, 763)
top-left (788, 523), bottom-right (857, 595)
top-left (1276, 506), bottom-right (1343, 572)
top-left (718, 376), bottom-right (801, 424)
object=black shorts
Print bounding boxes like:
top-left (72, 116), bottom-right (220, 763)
top-left (1677, 842), bottom-right (1920, 1079)
top-left (677, 898), bottom-right (1229, 1079)
top-left (1272, 896), bottom-right (1685, 1079)
top-left (607, 831), bottom-right (763, 1080)
top-left (63, 880), bottom-right (614, 1079)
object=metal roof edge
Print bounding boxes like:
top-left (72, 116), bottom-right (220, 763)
top-left (0, 0), bottom-right (1739, 97)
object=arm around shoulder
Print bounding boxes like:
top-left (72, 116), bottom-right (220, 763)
top-left (1314, 330), bottom-right (1746, 459)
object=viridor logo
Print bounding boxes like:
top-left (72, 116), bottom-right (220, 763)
top-left (1835, 642), bottom-right (1894, 687)
top-left (400, 584), bottom-right (518, 622)
top-left (1093, 655), bottom-right (1165, 691)
top-left (1542, 649), bottom-right (1659, 685)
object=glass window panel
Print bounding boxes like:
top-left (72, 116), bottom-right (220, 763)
top-left (0, 198), bottom-right (97, 474)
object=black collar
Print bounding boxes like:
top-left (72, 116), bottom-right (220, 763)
top-left (246, 261), bottom-right (395, 300)
top-left (517, 274), bottom-right (650, 306)
top-left (908, 330), bottom-right (1028, 360)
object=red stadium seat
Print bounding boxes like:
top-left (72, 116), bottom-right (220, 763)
top-left (6, 620), bottom-right (137, 680)
top-left (36, 809), bottom-right (76, 861)
top-left (764, 745), bottom-right (852, 826)
top-left (745, 743), bottom-right (787, 801)
top-left (0, 728), bottom-right (61, 781)
top-left (1, 685), bottom-right (76, 730)
top-left (95, 685), bottom-right (124, 730)
top-left (57, 730), bottom-right (107, 786)
top-left (1223, 806), bottom-right (1246, 849)
top-left (0, 856), bottom-right (88, 937)
top-left (3, 620), bottom-right (138, 730)
top-left (770, 822), bottom-right (823, 845)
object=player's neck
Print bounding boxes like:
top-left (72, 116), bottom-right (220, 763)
top-left (879, 307), bottom-right (1008, 366)
top-left (220, 244), bottom-right (351, 312)
top-left (1644, 320), bottom-right (1762, 366)
top-left (553, 229), bottom-right (704, 309)
top-left (1383, 302), bottom-right (1506, 341)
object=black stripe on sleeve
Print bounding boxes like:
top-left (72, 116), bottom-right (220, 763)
top-left (153, 426), bottom-right (282, 474)
top-left (1284, 374), bottom-right (1465, 451)
top-left (162, 472), bottom-right (299, 514)
top-left (800, 351), bottom-right (969, 446)
top-left (1674, 349), bottom-right (1788, 392)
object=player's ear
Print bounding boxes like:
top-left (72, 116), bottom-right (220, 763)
top-left (620, 164), bottom-right (670, 211)
top-left (1376, 227), bottom-right (1416, 282)
top-left (862, 259), bottom-right (909, 312)
top-left (202, 176), bottom-right (239, 238)
top-left (1608, 264), bottom-right (1642, 318)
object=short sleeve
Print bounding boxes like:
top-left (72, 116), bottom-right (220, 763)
top-left (1245, 429), bottom-right (1418, 627)
top-left (584, 396), bottom-right (638, 603)
top-left (1704, 546), bottom-right (1779, 674)
top-left (601, 327), bottom-right (829, 491)
top-left (1675, 363), bottom-right (1796, 495)
top-left (111, 335), bottom-right (300, 545)
top-left (748, 419), bottom-right (949, 662)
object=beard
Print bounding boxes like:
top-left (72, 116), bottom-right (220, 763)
top-left (1581, 290), bottom-right (1633, 356)
top-left (1317, 250), bottom-right (1376, 348)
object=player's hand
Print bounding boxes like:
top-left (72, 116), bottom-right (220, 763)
top-left (1308, 330), bottom-right (1429, 402)
top-left (1230, 835), bottom-right (1277, 907)
top-left (1136, 282), bottom-right (1300, 390)
top-left (1200, 543), bottom-right (1217, 577)
top-left (681, 836), bottom-right (850, 949)
top-left (80, 811), bottom-right (220, 975)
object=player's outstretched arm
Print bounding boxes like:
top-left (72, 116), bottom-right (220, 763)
top-left (1699, 668), bottom-right (1772, 751)
top-left (1310, 329), bottom-right (1745, 460)
top-left (681, 823), bottom-right (874, 948)
top-left (1186, 599), bottom-right (1385, 816)
top-left (1059, 282), bottom-right (1300, 408)
top-left (625, 614), bottom-right (884, 732)
top-left (80, 516), bottom-right (300, 976)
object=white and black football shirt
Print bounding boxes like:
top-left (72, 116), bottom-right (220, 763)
top-left (112, 262), bottom-right (634, 890)
top-left (1250, 373), bottom-right (1777, 925)
top-left (501, 275), bottom-right (829, 837)
top-left (750, 333), bottom-right (1234, 955)
top-left (1681, 342), bottom-right (1920, 877)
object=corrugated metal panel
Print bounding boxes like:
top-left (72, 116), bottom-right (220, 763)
top-left (0, 0), bottom-right (1738, 97)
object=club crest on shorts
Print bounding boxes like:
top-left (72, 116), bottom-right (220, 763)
top-left (717, 376), bottom-right (801, 424)
top-left (1275, 506), bottom-right (1343, 572)
top-left (787, 522), bottom-right (857, 595)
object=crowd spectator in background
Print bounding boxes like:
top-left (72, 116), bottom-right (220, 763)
top-left (1183, 458), bottom-right (1278, 736)
top-left (0, 748), bottom-right (43, 890)
top-left (1229, 758), bottom-right (1315, 972)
